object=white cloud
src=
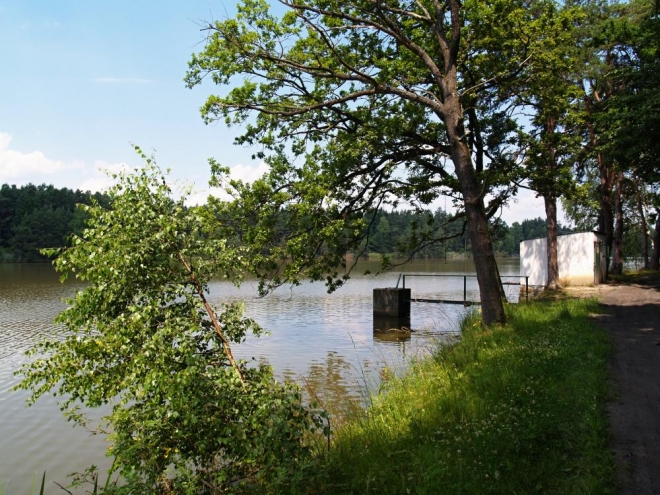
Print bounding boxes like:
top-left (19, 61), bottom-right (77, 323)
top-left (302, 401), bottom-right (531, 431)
top-left (77, 160), bottom-right (132, 192)
top-left (0, 132), bottom-right (128, 192)
top-left (427, 185), bottom-right (564, 226)
top-left (229, 162), bottom-right (270, 184)
top-left (0, 132), bottom-right (83, 182)
top-left (499, 188), bottom-right (568, 225)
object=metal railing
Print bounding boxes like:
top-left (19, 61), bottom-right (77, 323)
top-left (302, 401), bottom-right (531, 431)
top-left (395, 273), bottom-right (529, 305)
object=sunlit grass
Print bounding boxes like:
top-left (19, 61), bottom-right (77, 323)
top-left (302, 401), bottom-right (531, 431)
top-left (10, 300), bottom-right (615, 494)
top-left (298, 299), bottom-right (615, 494)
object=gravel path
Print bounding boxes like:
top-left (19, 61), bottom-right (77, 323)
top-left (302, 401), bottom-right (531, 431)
top-left (576, 277), bottom-right (660, 495)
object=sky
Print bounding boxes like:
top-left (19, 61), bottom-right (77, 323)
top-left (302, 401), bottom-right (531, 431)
top-left (0, 1), bottom-right (555, 225)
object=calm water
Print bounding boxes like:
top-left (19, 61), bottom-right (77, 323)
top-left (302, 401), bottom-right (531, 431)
top-left (0, 258), bottom-right (520, 493)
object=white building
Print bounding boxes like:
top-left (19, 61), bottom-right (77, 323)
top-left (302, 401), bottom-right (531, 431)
top-left (520, 231), bottom-right (607, 287)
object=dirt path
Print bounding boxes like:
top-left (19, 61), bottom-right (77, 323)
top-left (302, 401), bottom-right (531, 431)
top-left (567, 276), bottom-right (660, 495)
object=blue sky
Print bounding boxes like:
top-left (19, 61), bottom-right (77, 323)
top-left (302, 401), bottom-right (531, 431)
top-left (0, 1), bottom-right (550, 224)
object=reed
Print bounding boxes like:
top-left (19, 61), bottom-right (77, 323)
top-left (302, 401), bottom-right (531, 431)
top-left (0, 472), bottom-right (45, 495)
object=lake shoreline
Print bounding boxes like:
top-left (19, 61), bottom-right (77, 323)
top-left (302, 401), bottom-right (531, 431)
top-left (285, 297), bottom-right (615, 494)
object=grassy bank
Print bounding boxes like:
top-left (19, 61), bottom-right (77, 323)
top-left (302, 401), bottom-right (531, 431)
top-left (294, 298), bottom-right (615, 494)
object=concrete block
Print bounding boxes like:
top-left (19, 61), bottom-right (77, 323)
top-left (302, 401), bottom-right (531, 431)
top-left (373, 288), bottom-right (411, 317)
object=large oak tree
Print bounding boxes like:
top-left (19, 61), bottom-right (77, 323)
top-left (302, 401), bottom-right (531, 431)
top-left (186, 0), bottom-right (566, 325)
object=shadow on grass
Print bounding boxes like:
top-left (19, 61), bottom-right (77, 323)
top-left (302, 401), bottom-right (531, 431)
top-left (300, 299), bottom-right (615, 495)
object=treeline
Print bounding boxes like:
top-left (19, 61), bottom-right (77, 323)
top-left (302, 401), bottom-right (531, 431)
top-left (364, 210), bottom-right (573, 258)
top-left (1, 182), bottom-right (647, 263)
top-left (1, 183), bottom-right (575, 263)
top-left (0, 184), bottom-right (110, 262)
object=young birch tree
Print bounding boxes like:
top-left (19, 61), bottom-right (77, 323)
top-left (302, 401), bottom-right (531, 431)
top-left (17, 159), bottom-right (320, 493)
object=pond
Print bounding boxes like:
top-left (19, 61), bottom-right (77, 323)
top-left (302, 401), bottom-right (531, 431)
top-left (0, 258), bottom-right (520, 493)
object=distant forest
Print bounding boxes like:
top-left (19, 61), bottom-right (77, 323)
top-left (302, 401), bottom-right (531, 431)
top-left (0, 184), bottom-right (110, 262)
top-left (1, 183), bottom-right (574, 263)
top-left (363, 209), bottom-right (573, 259)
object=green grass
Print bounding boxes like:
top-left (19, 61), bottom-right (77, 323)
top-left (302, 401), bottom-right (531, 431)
top-left (294, 299), bottom-right (615, 494)
top-left (608, 268), bottom-right (660, 285)
top-left (6, 299), bottom-right (616, 494)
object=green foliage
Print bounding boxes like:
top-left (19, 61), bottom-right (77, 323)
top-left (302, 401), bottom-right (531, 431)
top-left (592, 0), bottom-right (660, 184)
top-left (0, 183), bottom-right (109, 262)
top-left (186, 0), bottom-right (576, 324)
top-left (16, 157), bottom-right (322, 493)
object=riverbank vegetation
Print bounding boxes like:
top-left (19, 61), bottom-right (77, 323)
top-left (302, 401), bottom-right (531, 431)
top-left (15, 163), bottom-right (324, 494)
top-left (15, 163), bottom-right (614, 494)
top-left (287, 298), bottom-right (614, 494)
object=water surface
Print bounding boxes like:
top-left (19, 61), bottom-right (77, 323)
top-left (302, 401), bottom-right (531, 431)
top-left (0, 258), bottom-right (520, 493)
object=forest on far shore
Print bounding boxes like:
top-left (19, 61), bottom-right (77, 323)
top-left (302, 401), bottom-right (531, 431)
top-left (363, 209), bottom-right (573, 259)
top-left (0, 183), bottom-right (110, 263)
top-left (0, 183), bottom-right (575, 263)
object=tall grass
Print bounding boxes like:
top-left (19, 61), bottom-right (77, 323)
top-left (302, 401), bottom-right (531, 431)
top-left (297, 299), bottom-right (615, 494)
top-left (0, 472), bottom-right (45, 495)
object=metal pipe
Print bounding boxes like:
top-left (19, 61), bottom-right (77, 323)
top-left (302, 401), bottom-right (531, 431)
top-left (526, 276), bottom-right (529, 302)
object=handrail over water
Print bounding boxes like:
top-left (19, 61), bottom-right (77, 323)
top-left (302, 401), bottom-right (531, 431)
top-left (395, 273), bottom-right (529, 305)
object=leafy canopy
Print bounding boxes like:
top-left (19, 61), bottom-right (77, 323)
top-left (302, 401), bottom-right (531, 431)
top-left (185, 0), bottom-right (565, 295)
top-left (17, 153), bottom-right (322, 493)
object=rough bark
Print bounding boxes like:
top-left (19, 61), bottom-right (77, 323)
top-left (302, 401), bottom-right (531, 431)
top-left (585, 92), bottom-right (614, 276)
top-left (611, 171), bottom-right (625, 275)
top-left (651, 210), bottom-right (660, 271)
top-left (445, 91), bottom-right (506, 326)
top-left (542, 115), bottom-right (560, 289)
top-left (634, 177), bottom-right (650, 269)
top-left (598, 157), bottom-right (615, 268)
top-left (545, 195), bottom-right (561, 289)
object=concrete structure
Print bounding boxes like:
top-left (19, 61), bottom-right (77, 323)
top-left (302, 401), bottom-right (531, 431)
top-left (373, 288), bottom-right (411, 317)
top-left (520, 231), bottom-right (607, 287)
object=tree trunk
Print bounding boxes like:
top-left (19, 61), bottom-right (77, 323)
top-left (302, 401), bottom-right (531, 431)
top-left (634, 177), bottom-right (650, 269)
top-left (544, 195), bottom-right (561, 289)
top-left (610, 171), bottom-right (624, 275)
top-left (542, 115), bottom-right (560, 290)
top-left (651, 210), bottom-right (660, 271)
top-left (597, 158), bottom-right (615, 278)
top-left (445, 98), bottom-right (506, 326)
top-left (585, 93), bottom-right (614, 277)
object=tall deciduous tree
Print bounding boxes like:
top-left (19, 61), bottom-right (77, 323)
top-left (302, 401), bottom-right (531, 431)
top-left (568, 0), bottom-right (660, 274)
top-left (603, 0), bottom-right (660, 269)
top-left (517, 2), bottom-right (584, 288)
top-left (186, 0), bottom-right (564, 325)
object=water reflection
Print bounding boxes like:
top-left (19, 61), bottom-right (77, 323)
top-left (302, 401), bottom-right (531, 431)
top-left (0, 258), bottom-right (520, 492)
top-left (373, 315), bottom-right (412, 343)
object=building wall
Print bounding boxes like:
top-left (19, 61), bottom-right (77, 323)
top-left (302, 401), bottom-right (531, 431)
top-left (520, 232), bottom-right (600, 287)
top-left (520, 237), bottom-right (548, 287)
